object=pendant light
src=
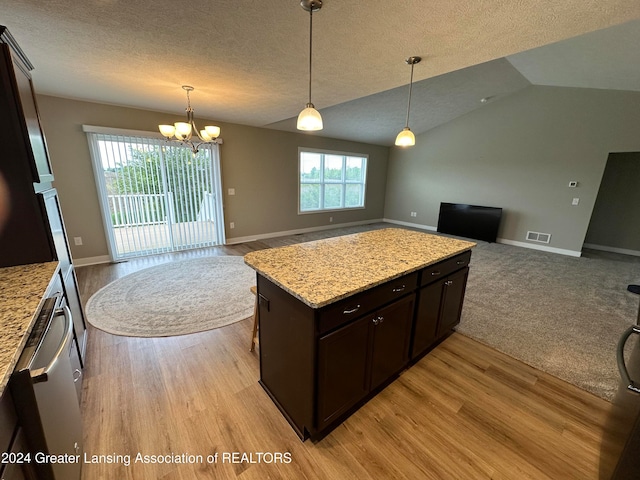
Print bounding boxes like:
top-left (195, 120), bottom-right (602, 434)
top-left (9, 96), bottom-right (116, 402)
top-left (395, 56), bottom-right (421, 147)
top-left (297, 0), bottom-right (323, 131)
top-left (159, 85), bottom-right (221, 154)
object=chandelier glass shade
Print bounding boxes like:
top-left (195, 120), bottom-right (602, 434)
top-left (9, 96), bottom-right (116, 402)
top-left (297, 0), bottom-right (323, 131)
top-left (395, 56), bottom-right (421, 147)
top-left (395, 127), bottom-right (416, 147)
top-left (159, 85), bottom-right (220, 154)
top-left (297, 103), bottom-right (323, 131)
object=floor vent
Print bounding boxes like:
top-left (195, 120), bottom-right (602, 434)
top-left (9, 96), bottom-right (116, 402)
top-left (526, 231), bottom-right (551, 243)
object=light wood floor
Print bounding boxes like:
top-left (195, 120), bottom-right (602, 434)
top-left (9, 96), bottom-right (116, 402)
top-left (75, 228), bottom-right (615, 480)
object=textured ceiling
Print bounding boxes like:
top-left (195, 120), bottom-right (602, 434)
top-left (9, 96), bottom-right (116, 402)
top-left (0, 0), bottom-right (639, 146)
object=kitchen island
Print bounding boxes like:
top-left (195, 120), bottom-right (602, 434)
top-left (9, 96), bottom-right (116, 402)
top-left (244, 228), bottom-right (475, 440)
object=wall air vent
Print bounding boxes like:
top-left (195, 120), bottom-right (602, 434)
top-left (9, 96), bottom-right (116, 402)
top-left (526, 231), bottom-right (551, 244)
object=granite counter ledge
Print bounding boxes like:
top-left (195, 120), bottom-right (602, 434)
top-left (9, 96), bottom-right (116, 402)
top-left (0, 261), bottom-right (59, 395)
top-left (243, 228), bottom-right (476, 308)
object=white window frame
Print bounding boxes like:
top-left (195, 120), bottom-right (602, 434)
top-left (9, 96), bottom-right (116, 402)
top-left (298, 147), bottom-right (368, 214)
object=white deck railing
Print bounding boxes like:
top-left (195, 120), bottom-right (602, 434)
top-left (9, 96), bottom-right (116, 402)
top-left (108, 193), bottom-right (174, 227)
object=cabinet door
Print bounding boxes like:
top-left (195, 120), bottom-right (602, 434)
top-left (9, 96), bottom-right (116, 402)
top-left (412, 281), bottom-right (445, 358)
top-left (6, 38), bottom-right (53, 183)
top-left (0, 45), bottom-right (54, 268)
top-left (370, 294), bottom-right (414, 390)
top-left (436, 267), bottom-right (469, 337)
top-left (317, 315), bottom-right (371, 431)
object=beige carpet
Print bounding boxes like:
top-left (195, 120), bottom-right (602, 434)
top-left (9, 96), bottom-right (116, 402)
top-left (86, 256), bottom-right (256, 337)
top-left (458, 241), bottom-right (640, 401)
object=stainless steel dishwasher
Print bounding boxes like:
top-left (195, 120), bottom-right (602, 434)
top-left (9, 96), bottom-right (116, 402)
top-left (11, 287), bottom-right (83, 480)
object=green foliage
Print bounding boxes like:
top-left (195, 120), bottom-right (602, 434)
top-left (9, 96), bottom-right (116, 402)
top-left (108, 145), bottom-right (212, 223)
top-left (299, 161), bottom-right (365, 212)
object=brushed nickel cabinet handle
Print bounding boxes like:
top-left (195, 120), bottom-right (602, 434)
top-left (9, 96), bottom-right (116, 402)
top-left (456, 260), bottom-right (466, 265)
top-left (392, 285), bottom-right (406, 293)
top-left (343, 305), bottom-right (361, 315)
top-left (431, 271), bottom-right (441, 276)
top-left (445, 280), bottom-right (453, 286)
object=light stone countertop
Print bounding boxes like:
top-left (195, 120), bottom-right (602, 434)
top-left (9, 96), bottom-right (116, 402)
top-left (0, 262), bottom-right (59, 395)
top-left (244, 228), bottom-right (476, 308)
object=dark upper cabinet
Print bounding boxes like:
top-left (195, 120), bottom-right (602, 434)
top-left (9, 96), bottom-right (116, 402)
top-left (0, 28), bottom-right (57, 267)
top-left (0, 26), bottom-right (53, 184)
top-left (0, 24), bottom-right (67, 266)
top-left (0, 27), bottom-right (87, 364)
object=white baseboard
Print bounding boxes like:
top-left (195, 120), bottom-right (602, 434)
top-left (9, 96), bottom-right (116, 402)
top-left (498, 238), bottom-right (582, 257)
top-left (382, 218), bottom-right (437, 232)
top-left (383, 218), bottom-right (582, 257)
top-left (583, 243), bottom-right (640, 257)
top-left (225, 218), bottom-right (385, 245)
top-left (73, 254), bottom-right (112, 267)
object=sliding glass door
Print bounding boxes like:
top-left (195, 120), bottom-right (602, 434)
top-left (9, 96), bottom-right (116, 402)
top-left (86, 128), bottom-right (225, 261)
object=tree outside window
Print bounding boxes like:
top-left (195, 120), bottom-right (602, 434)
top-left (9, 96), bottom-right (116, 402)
top-left (299, 149), bottom-right (367, 213)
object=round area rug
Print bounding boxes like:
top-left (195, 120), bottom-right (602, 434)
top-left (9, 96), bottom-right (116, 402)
top-left (86, 256), bottom-right (256, 337)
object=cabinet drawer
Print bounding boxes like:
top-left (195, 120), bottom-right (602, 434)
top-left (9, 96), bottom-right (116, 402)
top-left (318, 272), bottom-right (418, 335)
top-left (420, 251), bottom-right (471, 287)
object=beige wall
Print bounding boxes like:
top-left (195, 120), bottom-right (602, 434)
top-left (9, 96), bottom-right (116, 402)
top-left (36, 95), bottom-right (389, 261)
top-left (384, 85), bottom-right (640, 254)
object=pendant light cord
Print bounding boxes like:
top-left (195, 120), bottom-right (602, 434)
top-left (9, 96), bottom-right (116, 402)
top-left (405, 61), bottom-right (415, 129)
top-left (308, 7), bottom-right (313, 105)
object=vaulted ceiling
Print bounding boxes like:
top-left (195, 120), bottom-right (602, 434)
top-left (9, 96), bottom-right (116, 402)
top-left (1, 0), bottom-right (639, 145)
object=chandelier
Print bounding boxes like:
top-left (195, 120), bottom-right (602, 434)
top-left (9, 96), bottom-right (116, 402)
top-left (395, 56), bottom-right (421, 147)
top-left (297, 0), bottom-right (323, 131)
top-left (159, 85), bottom-right (221, 154)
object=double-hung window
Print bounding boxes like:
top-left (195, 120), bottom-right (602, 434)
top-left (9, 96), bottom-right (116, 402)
top-left (298, 148), bottom-right (367, 213)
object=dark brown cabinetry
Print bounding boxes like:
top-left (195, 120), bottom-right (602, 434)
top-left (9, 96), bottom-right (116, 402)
top-left (412, 251), bottom-right (470, 359)
top-left (369, 295), bottom-right (414, 390)
top-left (317, 294), bottom-right (415, 431)
top-left (258, 251), bottom-right (470, 441)
top-left (435, 268), bottom-right (469, 337)
top-left (317, 314), bottom-right (370, 431)
top-left (0, 27), bottom-right (87, 367)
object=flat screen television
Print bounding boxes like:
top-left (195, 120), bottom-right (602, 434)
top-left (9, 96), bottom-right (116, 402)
top-left (437, 202), bottom-right (502, 243)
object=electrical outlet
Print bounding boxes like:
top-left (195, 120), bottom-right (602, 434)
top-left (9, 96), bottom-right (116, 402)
top-left (572, 198), bottom-right (580, 206)
top-left (329, 216), bottom-right (333, 223)
top-left (73, 237), bottom-right (83, 246)
top-left (410, 211), bottom-right (417, 217)
top-left (228, 188), bottom-right (235, 196)
top-left (229, 222), bottom-right (235, 229)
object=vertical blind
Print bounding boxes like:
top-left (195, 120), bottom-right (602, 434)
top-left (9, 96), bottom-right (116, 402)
top-left (85, 128), bottom-right (224, 260)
